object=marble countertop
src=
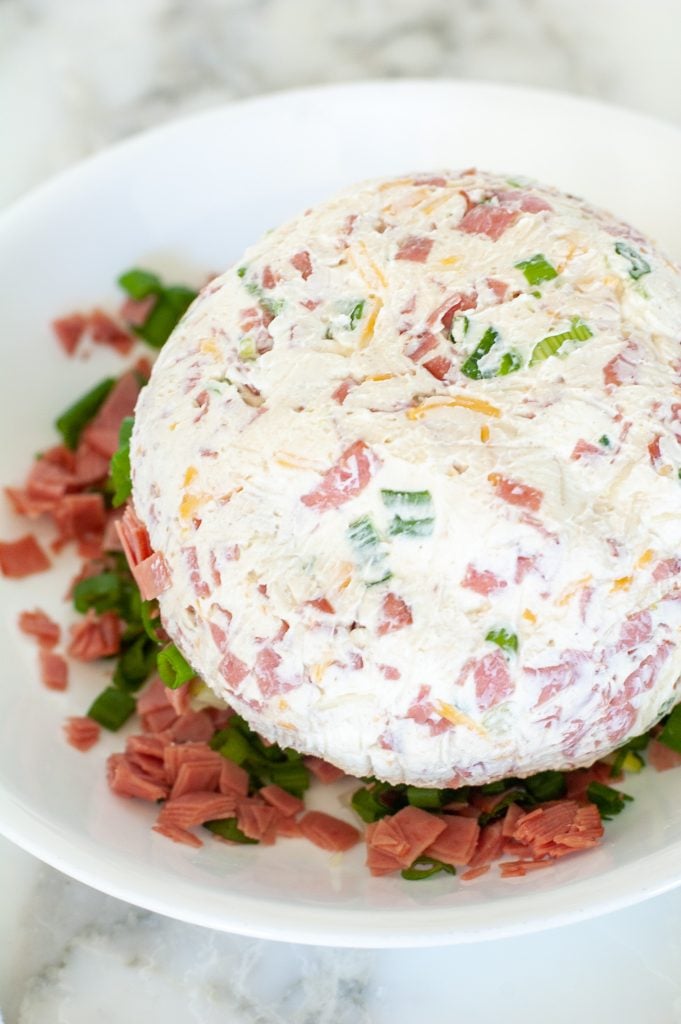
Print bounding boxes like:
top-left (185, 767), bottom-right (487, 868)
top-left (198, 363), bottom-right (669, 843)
top-left (3, 0), bottom-right (681, 1020)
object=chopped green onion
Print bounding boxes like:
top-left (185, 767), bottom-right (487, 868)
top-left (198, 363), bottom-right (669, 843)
top-left (479, 779), bottom-right (508, 795)
top-left (478, 789), bottom-right (527, 826)
top-left (113, 634), bottom-right (157, 693)
top-left (610, 732), bottom-right (650, 775)
top-left (347, 515), bottom-right (391, 586)
top-left (72, 572), bottom-right (123, 615)
top-left (268, 760), bottom-right (310, 798)
top-left (87, 686), bottom-right (136, 731)
top-left (218, 729), bottom-right (254, 766)
top-left (382, 490), bottom-right (434, 539)
top-left (599, 435), bottom-right (611, 447)
top-left (388, 516), bottom-right (434, 538)
top-left (401, 858), bottom-right (456, 881)
top-left (110, 416), bottom-right (134, 507)
top-left (204, 818), bottom-right (258, 844)
top-left (485, 628), bottom-right (518, 654)
top-left (55, 377), bottom-right (116, 450)
top-left (461, 326), bottom-right (499, 380)
top-left (118, 268), bottom-right (162, 300)
top-left (618, 751), bottom-right (644, 773)
top-left (497, 350), bottom-right (522, 376)
top-left (587, 781), bottom-right (633, 819)
top-left (381, 489), bottom-right (432, 508)
top-left (348, 515), bottom-right (381, 551)
top-left (525, 770), bottom-right (566, 802)
top-left (451, 313), bottom-right (470, 342)
top-left (350, 782), bottom-right (399, 823)
top-left (349, 300), bottom-right (365, 329)
top-left (237, 266), bottom-right (247, 278)
top-left (615, 241), bottom-right (651, 280)
top-left (261, 297), bottom-right (284, 318)
top-left (515, 253), bottom-right (558, 286)
top-left (140, 599), bottom-right (164, 644)
top-left (238, 336), bottom-right (257, 361)
top-left (529, 317), bottom-right (593, 366)
top-left (156, 643), bottom-right (195, 689)
top-left (405, 786), bottom-right (444, 809)
top-left (659, 703), bottom-right (681, 753)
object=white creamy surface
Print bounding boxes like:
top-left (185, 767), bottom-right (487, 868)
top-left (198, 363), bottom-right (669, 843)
top-left (5, 1), bottom-right (681, 1020)
top-left (134, 170), bottom-right (681, 785)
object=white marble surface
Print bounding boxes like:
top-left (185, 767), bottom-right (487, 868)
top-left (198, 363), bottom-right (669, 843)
top-left (4, 0), bottom-right (681, 1020)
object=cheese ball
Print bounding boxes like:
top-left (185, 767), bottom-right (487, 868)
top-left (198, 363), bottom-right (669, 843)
top-left (132, 169), bottom-right (681, 787)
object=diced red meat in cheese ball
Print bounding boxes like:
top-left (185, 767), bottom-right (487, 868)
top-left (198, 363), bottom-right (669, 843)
top-left (131, 169), bottom-right (681, 787)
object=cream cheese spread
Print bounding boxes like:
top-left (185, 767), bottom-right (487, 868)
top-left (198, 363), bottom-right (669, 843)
top-left (132, 169), bottom-right (681, 786)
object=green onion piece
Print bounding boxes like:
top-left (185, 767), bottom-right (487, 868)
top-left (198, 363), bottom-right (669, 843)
top-left (587, 781), bottom-right (633, 819)
top-left (110, 416), bottom-right (134, 508)
top-left (515, 253), bottom-right (558, 286)
top-left (349, 300), bottom-right (365, 329)
top-left (478, 789), bottom-right (528, 826)
top-left (134, 285), bottom-right (197, 349)
top-left (530, 334), bottom-right (564, 366)
top-left (497, 350), bottom-right (522, 376)
top-left (87, 686), bottom-right (136, 731)
top-left (366, 568), bottom-right (393, 587)
top-left (118, 268), bottom-right (162, 300)
top-left (350, 782), bottom-right (399, 823)
top-left (401, 858), bottom-right (456, 881)
top-left (237, 266), bottom-right (247, 278)
top-left (238, 336), bottom-right (257, 361)
top-left (113, 635), bottom-right (157, 693)
top-left (267, 760), bottom-right (310, 798)
top-left (525, 770), bottom-right (566, 802)
top-left (348, 515), bottom-right (382, 550)
top-left (610, 731), bottom-right (651, 775)
top-left (209, 728), bottom-right (231, 752)
top-left (529, 317), bottom-right (593, 366)
top-left (381, 489), bottom-right (432, 508)
top-left (219, 729), bottom-right (256, 766)
top-left (347, 515), bottom-right (391, 585)
top-left (156, 643), bottom-right (195, 689)
top-left (450, 314), bottom-right (470, 344)
top-left (461, 326), bottom-right (499, 380)
top-left (615, 241), bottom-right (651, 280)
top-left (388, 516), bottom-right (434, 538)
top-left (485, 628), bottom-right (518, 654)
top-left (479, 779), bottom-right (509, 795)
top-left (140, 600), bottom-right (164, 644)
top-left (204, 818), bottom-right (258, 844)
top-left (406, 786), bottom-right (443, 809)
top-left (568, 318), bottom-right (593, 342)
top-left (599, 435), bottom-right (611, 447)
top-left (261, 297), bottom-right (284, 318)
top-left (72, 572), bottom-right (122, 615)
top-left (659, 704), bottom-right (681, 753)
top-left (618, 751), bottom-right (644, 773)
top-left (55, 377), bottom-right (116, 450)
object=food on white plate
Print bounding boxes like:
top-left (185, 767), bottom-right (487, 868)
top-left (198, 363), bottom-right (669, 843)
top-left (129, 168), bottom-right (681, 788)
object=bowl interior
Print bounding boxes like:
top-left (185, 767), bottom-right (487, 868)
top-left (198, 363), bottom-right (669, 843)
top-left (1, 80), bottom-right (681, 945)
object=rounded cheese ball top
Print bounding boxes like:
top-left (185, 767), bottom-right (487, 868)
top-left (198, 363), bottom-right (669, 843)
top-left (132, 169), bottom-right (681, 787)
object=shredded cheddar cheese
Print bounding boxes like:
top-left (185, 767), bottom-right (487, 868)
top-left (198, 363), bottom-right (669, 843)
top-left (436, 701), bottom-right (486, 736)
top-left (407, 395), bottom-right (502, 421)
top-left (556, 576), bottom-right (592, 607)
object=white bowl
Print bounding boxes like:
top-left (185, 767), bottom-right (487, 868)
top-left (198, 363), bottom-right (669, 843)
top-left (2, 80), bottom-right (681, 947)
